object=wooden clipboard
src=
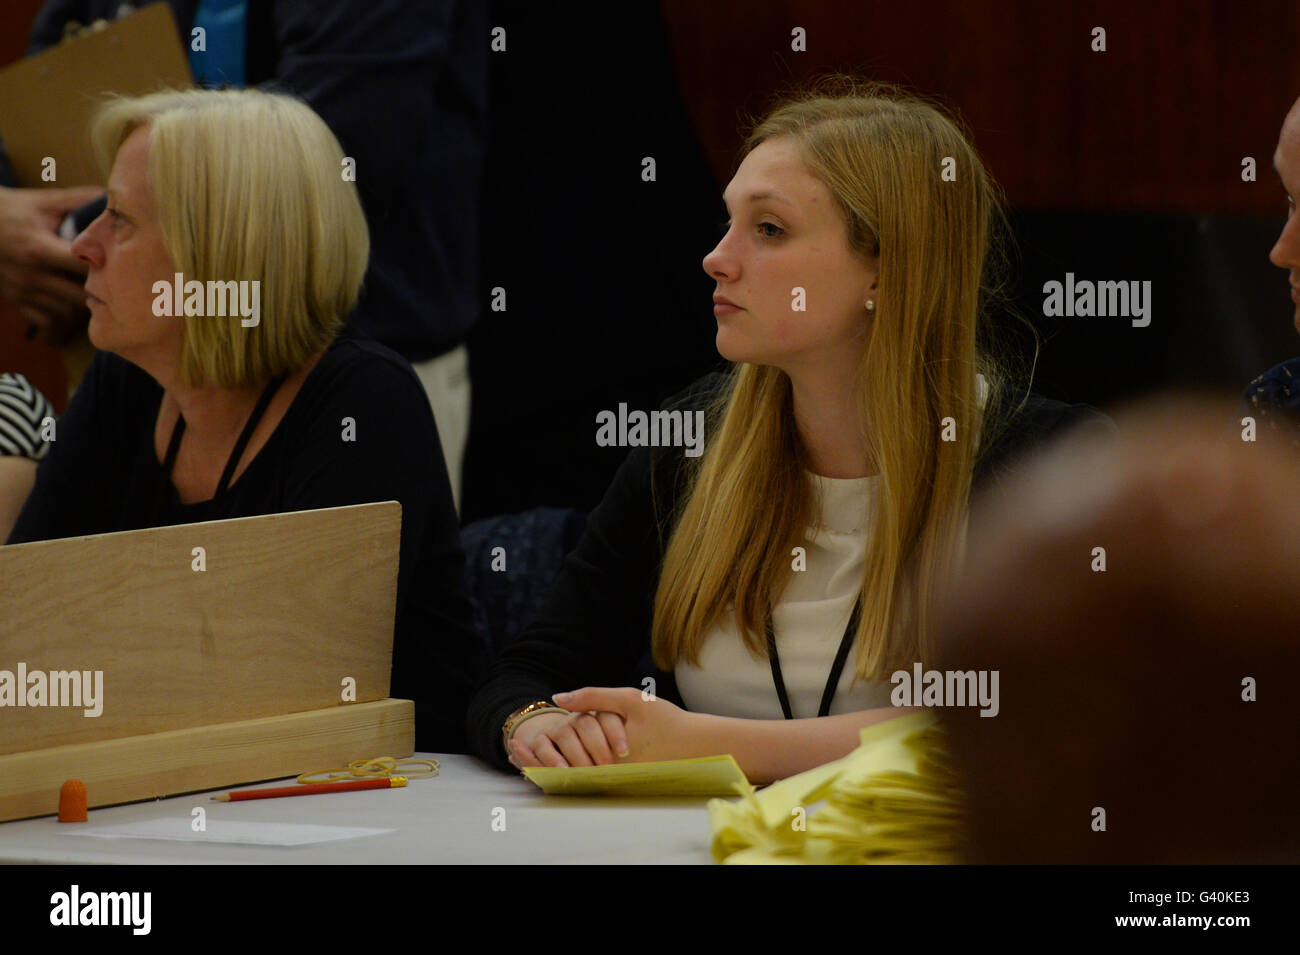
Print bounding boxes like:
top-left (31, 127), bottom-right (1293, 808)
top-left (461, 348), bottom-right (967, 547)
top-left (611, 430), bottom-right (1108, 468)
top-left (0, 3), bottom-right (192, 188)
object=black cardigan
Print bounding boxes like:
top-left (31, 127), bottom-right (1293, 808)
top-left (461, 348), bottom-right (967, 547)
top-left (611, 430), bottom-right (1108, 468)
top-left (466, 373), bottom-right (1113, 770)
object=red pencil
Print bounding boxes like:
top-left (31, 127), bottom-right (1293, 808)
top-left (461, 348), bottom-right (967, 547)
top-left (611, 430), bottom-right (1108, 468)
top-left (212, 777), bottom-right (408, 801)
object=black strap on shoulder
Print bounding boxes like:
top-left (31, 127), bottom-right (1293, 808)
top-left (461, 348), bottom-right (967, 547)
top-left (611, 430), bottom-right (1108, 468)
top-left (152, 374), bottom-right (286, 520)
top-left (150, 411), bottom-right (188, 524)
top-left (214, 374), bottom-right (285, 499)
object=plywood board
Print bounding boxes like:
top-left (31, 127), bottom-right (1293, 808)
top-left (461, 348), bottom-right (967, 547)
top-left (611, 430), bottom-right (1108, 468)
top-left (0, 502), bottom-right (401, 754)
top-left (0, 698), bottom-right (414, 822)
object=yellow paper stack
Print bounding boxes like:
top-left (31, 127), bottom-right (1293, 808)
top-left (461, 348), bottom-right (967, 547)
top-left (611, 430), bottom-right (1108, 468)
top-left (708, 711), bottom-right (964, 864)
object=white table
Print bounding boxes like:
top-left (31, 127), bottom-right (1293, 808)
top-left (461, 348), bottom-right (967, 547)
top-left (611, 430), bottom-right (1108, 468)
top-left (0, 754), bottom-right (717, 864)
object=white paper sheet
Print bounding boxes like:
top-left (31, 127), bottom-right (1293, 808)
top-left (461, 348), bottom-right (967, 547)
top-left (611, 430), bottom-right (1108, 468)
top-left (61, 818), bottom-right (392, 847)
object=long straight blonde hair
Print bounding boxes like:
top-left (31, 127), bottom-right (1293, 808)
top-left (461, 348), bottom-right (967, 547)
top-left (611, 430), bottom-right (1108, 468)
top-left (652, 80), bottom-right (1012, 680)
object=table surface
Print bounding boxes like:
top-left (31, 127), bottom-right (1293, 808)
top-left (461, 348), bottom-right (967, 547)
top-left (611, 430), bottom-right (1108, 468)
top-left (0, 754), bottom-right (718, 864)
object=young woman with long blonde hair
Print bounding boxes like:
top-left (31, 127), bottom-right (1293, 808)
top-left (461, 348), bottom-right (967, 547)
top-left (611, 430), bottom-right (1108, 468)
top-left (468, 81), bottom-right (1107, 782)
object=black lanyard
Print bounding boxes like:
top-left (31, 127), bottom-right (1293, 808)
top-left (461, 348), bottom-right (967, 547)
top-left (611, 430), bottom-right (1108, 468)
top-left (151, 375), bottom-right (285, 522)
top-left (765, 597), bottom-right (862, 719)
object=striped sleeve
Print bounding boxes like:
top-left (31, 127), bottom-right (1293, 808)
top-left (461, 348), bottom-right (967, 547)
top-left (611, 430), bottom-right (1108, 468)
top-left (0, 373), bottom-right (55, 460)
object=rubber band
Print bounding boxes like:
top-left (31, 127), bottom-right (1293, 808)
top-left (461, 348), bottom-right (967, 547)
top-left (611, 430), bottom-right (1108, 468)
top-left (296, 756), bottom-right (439, 785)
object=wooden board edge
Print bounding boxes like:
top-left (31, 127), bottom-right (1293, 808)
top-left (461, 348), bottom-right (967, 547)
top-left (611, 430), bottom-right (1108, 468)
top-left (0, 698), bottom-right (414, 822)
top-left (0, 500), bottom-right (401, 554)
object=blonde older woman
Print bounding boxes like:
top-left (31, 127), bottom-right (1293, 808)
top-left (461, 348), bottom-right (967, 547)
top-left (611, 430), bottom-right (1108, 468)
top-left (5, 89), bottom-right (481, 752)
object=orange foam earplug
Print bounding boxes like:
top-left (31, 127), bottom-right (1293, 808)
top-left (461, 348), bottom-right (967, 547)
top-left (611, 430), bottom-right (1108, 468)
top-left (58, 779), bottom-right (87, 822)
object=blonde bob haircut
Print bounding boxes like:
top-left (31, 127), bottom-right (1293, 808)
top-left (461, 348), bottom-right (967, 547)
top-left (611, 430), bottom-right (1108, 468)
top-left (90, 87), bottom-right (369, 388)
top-left (652, 79), bottom-right (1014, 681)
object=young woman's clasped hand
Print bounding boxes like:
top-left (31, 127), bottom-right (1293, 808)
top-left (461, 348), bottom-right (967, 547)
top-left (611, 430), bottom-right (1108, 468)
top-left (506, 687), bottom-right (913, 785)
top-left (506, 688), bottom-right (694, 769)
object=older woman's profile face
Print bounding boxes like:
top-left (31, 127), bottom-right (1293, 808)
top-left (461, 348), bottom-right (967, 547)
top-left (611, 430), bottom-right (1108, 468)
top-left (72, 125), bottom-right (181, 367)
top-left (702, 136), bottom-right (877, 374)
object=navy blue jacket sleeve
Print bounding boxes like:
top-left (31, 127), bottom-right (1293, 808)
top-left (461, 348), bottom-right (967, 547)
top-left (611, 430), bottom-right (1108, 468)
top-left (253, 0), bottom-right (487, 360)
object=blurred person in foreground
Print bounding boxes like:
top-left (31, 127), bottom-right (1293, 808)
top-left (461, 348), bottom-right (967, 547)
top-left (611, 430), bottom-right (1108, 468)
top-left (937, 399), bottom-right (1300, 863)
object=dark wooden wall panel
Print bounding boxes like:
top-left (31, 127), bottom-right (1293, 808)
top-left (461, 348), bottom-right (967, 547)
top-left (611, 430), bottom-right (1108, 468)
top-left (660, 0), bottom-right (1300, 215)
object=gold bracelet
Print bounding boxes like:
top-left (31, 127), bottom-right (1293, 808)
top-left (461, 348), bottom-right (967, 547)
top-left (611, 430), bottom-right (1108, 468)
top-left (502, 701), bottom-right (570, 755)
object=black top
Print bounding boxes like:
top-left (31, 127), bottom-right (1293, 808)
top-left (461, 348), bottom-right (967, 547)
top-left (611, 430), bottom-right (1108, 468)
top-left (466, 372), bottom-right (1115, 770)
top-left (7, 337), bottom-right (483, 752)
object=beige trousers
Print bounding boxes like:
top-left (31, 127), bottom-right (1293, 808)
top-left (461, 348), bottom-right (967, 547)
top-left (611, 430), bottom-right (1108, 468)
top-left (410, 344), bottom-right (470, 515)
